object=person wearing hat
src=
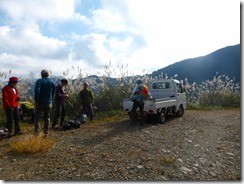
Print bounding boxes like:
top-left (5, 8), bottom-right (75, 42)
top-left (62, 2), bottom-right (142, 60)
top-left (52, 78), bottom-right (69, 129)
top-left (130, 79), bottom-right (151, 126)
top-left (34, 69), bottom-right (55, 137)
top-left (79, 82), bottom-right (94, 122)
top-left (2, 76), bottom-right (22, 138)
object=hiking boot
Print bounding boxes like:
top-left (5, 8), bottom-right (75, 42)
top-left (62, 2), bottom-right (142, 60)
top-left (5, 134), bottom-right (12, 139)
top-left (52, 126), bottom-right (59, 130)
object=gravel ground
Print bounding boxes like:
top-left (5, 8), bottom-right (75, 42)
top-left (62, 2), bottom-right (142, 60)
top-left (0, 109), bottom-right (240, 181)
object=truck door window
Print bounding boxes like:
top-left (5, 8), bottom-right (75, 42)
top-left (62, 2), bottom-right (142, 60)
top-left (165, 82), bottom-right (170, 89)
top-left (152, 82), bottom-right (171, 89)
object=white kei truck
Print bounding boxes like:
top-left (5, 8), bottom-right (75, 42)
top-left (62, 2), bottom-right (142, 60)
top-left (122, 79), bottom-right (187, 123)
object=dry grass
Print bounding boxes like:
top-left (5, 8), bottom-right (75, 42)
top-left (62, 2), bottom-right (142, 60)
top-left (8, 133), bottom-right (55, 154)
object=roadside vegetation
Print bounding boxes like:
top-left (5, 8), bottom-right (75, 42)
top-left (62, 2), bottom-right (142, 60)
top-left (0, 65), bottom-right (240, 154)
top-left (0, 65), bottom-right (240, 124)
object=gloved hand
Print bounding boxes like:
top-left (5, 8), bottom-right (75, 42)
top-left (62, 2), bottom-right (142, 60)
top-left (16, 97), bottom-right (20, 102)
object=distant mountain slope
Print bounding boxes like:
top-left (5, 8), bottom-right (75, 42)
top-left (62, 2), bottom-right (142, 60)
top-left (150, 44), bottom-right (240, 84)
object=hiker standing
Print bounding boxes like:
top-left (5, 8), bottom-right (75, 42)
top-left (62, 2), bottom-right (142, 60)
top-left (2, 76), bottom-right (22, 138)
top-left (130, 79), bottom-right (151, 126)
top-left (34, 69), bottom-right (55, 137)
top-left (52, 78), bottom-right (69, 129)
top-left (79, 82), bottom-right (94, 122)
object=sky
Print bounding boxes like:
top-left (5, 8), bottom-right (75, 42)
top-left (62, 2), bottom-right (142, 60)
top-left (0, 0), bottom-right (240, 79)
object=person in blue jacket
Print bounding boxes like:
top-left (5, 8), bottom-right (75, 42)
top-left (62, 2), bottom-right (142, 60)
top-left (34, 69), bottom-right (55, 137)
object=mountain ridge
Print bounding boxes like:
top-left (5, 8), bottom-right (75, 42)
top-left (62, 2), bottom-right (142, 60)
top-left (150, 44), bottom-right (240, 84)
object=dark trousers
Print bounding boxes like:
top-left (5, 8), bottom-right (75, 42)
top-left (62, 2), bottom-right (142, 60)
top-left (5, 107), bottom-right (20, 135)
top-left (131, 101), bottom-right (145, 123)
top-left (52, 104), bottom-right (66, 127)
top-left (34, 104), bottom-right (52, 135)
top-left (82, 104), bottom-right (94, 122)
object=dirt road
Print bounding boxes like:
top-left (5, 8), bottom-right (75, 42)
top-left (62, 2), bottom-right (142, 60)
top-left (0, 109), bottom-right (240, 180)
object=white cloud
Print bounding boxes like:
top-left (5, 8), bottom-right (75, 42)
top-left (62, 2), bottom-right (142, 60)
top-left (73, 13), bottom-right (91, 25)
top-left (0, 0), bottom-right (240, 79)
top-left (92, 9), bottom-right (126, 32)
top-left (125, 0), bottom-right (240, 61)
top-left (87, 0), bottom-right (240, 76)
top-left (91, 0), bottom-right (142, 35)
top-left (0, 0), bottom-right (76, 22)
top-left (0, 53), bottom-right (40, 78)
top-left (0, 25), bottom-right (68, 59)
top-left (70, 33), bottom-right (111, 66)
top-left (107, 36), bottom-right (134, 54)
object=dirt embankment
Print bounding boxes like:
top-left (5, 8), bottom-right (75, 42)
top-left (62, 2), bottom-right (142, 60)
top-left (0, 109), bottom-right (240, 181)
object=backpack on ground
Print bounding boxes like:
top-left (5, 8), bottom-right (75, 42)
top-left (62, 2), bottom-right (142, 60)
top-left (75, 114), bottom-right (87, 124)
top-left (61, 119), bottom-right (81, 130)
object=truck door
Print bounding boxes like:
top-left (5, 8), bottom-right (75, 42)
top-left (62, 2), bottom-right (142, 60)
top-left (176, 82), bottom-right (186, 109)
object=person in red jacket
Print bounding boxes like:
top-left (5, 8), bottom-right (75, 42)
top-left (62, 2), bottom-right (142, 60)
top-left (2, 76), bottom-right (22, 138)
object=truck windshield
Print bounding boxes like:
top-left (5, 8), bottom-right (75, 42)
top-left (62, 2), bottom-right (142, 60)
top-left (176, 83), bottom-right (183, 93)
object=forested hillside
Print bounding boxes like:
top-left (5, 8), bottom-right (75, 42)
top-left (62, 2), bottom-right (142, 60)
top-left (151, 44), bottom-right (240, 84)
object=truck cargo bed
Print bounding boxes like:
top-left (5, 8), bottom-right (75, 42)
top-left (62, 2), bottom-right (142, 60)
top-left (123, 97), bottom-right (177, 114)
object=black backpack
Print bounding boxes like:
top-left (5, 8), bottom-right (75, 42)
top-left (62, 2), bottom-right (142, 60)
top-left (61, 120), bottom-right (81, 130)
top-left (76, 114), bottom-right (87, 124)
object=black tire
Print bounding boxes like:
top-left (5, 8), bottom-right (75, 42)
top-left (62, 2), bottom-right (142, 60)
top-left (157, 110), bottom-right (166, 124)
top-left (176, 105), bottom-right (184, 117)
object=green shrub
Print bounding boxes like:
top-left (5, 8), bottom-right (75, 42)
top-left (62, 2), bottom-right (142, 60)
top-left (184, 73), bottom-right (240, 108)
top-left (65, 92), bottom-right (81, 118)
top-left (94, 85), bottom-right (131, 112)
top-left (199, 91), bottom-right (240, 107)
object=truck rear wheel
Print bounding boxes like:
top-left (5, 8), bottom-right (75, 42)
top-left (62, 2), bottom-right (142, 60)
top-left (157, 110), bottom-right (166, 124)
top-left (176, 105), bottom-right (184, 117)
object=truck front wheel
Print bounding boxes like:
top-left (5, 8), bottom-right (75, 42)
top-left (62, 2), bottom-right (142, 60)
top-left (176, 105), bottom-right (184, 117)
top-left (157, 110), bottom-right (166, 124)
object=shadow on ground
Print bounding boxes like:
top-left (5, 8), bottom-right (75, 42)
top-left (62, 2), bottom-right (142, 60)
top-left (78, 114), bottom-right (179, 147)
